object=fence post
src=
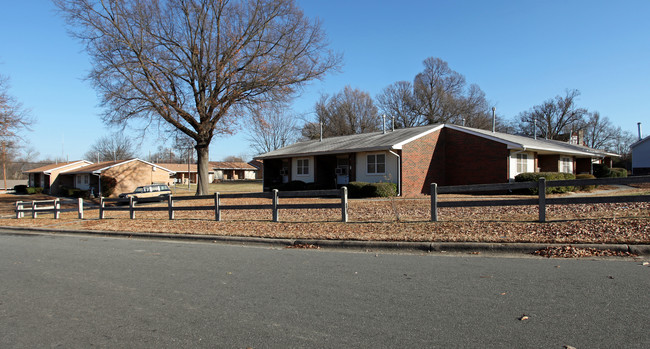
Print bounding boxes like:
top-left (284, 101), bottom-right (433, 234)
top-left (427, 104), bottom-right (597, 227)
top-left (78, 198), bottom-right (84, 219)
top-left (272, 189), bottom-right (279, 222)
top-left (129, 196), bottom-right (135, 219)
top-left (538, 177), bottom-right (546, 223)
top-left (431, 183), bottom-right (438, 222)
top-left (54, 199), bottom-right (60, 219)
top-left (32, 201), bottom-right (37, 219)
top-left (214, 192), bottom-right (221, 221)
top-left (341, 186), bottom-right (348, 223)
top-left (99, 197), bottom-right (105, 219)
top-left (15, 201), bottom-right (23, 219)
top-left (168, 194), bottom-right (174, 220)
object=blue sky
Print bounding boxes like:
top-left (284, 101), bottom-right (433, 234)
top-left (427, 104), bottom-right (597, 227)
top-left (1, 0), bottom-right (648, 162)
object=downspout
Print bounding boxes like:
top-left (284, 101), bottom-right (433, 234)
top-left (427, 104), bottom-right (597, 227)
top-left (388, 150), bottom-right (401, 197)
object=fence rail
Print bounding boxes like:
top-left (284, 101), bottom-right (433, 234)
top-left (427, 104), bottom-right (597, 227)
top-left (15, 198), bottom-right (85, 219)
top-left (431, 176), bottom-right (650, 222)
top-left (98, 187), bottom-right (349, 223)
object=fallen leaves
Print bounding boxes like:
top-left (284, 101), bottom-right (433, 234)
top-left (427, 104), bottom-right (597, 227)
top-left (533, 246), bottom-right (638, 258)
top-left (286, 244), bottom-right (319, 249)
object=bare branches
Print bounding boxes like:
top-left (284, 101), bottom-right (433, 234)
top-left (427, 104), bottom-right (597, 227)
top-left (246, 103), bottom-right (299, 154)
top-left (55, 0), bottom-right (341, 194)
top-left (83, 132), bottom-right (137, 162)
top-left (309, 86), bottom-right (380, 138)
top-left (516, 89), bottom-right (588, 140)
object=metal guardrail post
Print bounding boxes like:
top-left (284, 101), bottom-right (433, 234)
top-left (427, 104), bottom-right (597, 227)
top-left (168, 194), bottom-right (174, 220)
top-left (341, 186), bottom-right (348, 222)
top-left (214, 192), bottom-right (221, 221)
top-left (538, 177), bottom-right (546, 222)
top-left (431, 183), bottom-right (438, 222)
top-left (129, 196), bottom-right (135, 219)
top-left (272, 189), bottom-right (279, 222)
top-left (78, 198), bottom-right (84, 219)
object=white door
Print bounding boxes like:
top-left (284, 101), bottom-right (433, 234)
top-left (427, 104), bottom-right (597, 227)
top-left (336, 158), bottom-right (349, 185)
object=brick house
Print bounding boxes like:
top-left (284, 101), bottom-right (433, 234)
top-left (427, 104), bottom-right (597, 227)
top-left (211, 161), bottom-right (258, 180)
top-left (24, 160), bottom-right (93, 194)
top-left (156, 163), bottom-right (216, 184)
top-left (255, 124), bottom-right (618, 196)
top-left (59, 159), bottom-right (175, 197)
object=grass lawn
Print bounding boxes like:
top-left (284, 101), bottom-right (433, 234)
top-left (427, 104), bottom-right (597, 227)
top-left (170, 181), bottom-right (263, 195)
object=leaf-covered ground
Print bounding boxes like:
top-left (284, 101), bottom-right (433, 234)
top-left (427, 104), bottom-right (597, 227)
top-left (1, 191), bottom-right (648, 244)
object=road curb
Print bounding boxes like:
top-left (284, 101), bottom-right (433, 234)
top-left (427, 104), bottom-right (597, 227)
top-left (0, 225), bottom-right (648, 256)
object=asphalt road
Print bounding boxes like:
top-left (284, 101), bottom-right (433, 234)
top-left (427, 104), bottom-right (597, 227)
top-left (1, 231), bottom-right (648, 348)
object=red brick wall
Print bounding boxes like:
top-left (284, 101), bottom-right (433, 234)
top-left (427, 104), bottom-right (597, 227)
top-left (442, 128), bottom-right (509, 186)
top-left (401, 129), bottom-right (445, 196)
top-left (538, 155), bottom-right (559, 172)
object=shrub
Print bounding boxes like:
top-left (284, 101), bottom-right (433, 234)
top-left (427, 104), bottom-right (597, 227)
top-left (26, 187), bottom-right (44, 194)
top-left (14, 185), bottom-right (27, 194)
top-left (514, 172), bottom-right (576, 194)
top-left (346, 181), bottom-right (397, 198)
top-left (575, 174), bottom-right (596, 191)
top-left (101, 175), bottom-right (118, 197)
top-left (592, 163), bottom-right (611, 178)
top-left (610, 168), bottom-right (628, 178)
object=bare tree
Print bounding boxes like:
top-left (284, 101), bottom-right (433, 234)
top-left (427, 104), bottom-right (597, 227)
top-left (376, 81), bottom-right (423, 128)
top-left (84, 133), bottom-right (137, 162)
top-left (246, 103), bottom-right (298, 154)
top-left (515, 89), bottom-right (588, 140)
top-left (0, 75), bottom-right (34, 188)
top-left (303, 86), bottom-right (380, 139)
top-left (377, 58), bottom-right (493, 129)
top-left (582, 112), bottom-right (621, 150)
top-left (222, 155), bottom-right (245, 162)
top-left (56, 0), bottom-right (341, 195)
top-left (413, 57), bottom-right (466, 124)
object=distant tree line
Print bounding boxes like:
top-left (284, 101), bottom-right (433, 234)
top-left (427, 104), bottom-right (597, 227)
top-left (247, 56), bottom-right (636, 158)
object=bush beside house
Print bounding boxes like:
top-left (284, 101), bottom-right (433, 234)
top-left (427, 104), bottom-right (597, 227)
top-left (515, 172), bottom-right (576, 194)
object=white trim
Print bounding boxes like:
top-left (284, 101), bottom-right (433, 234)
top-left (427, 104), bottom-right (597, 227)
top-left (40, 160), bottom-right (93, 174)
top-left (392, 124), bottom-right (445, 149)
top-left (365, 153), bottom-right (387, 175)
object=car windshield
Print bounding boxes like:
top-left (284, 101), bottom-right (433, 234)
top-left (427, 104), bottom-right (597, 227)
top-left (134, 187), bottom-right (144, 193)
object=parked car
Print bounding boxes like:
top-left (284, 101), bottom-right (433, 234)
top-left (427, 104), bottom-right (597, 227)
top-left (118, 184), bottom-right (171, 200)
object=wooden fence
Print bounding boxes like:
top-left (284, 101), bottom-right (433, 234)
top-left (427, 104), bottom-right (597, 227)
top-left (15, 198), bottom-right (85, 219)
top-left (431, 176), bottom-right (650, 222)
top-left (99, 187), bottom-right (349, 223)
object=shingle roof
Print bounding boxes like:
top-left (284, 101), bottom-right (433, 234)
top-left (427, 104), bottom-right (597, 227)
top-left (24, 160), bottom-right (92, 174)
top-left (446, 125), bottom-right (619, 157)
top-left (631, 135), bottom-right (650, 149)
top-left (210, 161), bottom-right (258, 170)
top-left (255, 123), bottom-right (619, 160)
top-left (64, 159), bottom-right (175, 174)
top-left (155, 163), bottom-right (200, 173)
top-left (255, 124), bottom-right (443, 159)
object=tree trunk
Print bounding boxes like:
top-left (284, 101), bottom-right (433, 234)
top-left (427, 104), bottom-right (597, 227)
top-left (195, 144), bottom-right (210, 195)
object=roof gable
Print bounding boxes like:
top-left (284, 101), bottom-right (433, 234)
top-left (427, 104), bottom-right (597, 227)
top-left (24, 160), bottom-right (93, 174)
top-left (256, 124), bottom-right (443, 159)
top-left (64, 158), bottom-right (176, 174)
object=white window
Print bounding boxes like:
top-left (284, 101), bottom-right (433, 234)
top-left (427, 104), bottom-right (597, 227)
top-left (516, 153), bottom-right (528, 173)
top-left (297, 159), bottom-right (309, 175)
top-left (560, 157), bottom-right (572, 173)
top-left (367, 154), bottom-right (386, 174)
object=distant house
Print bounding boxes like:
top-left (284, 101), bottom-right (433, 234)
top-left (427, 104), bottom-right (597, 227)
top-left (211, 161), bottom-right (258, 180)
top-left (255, 124), bottom-right (619, 196)
top-left (156, 163), bottom-right (215, 184)
top-left (631, 135), bottom-right (650, 175)
top-left (60, 159), bottom-right (175, 197)
top-left (24, 160), bottom-right (93, 194)
top-left (248, 160), bottom-right (264, 180)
